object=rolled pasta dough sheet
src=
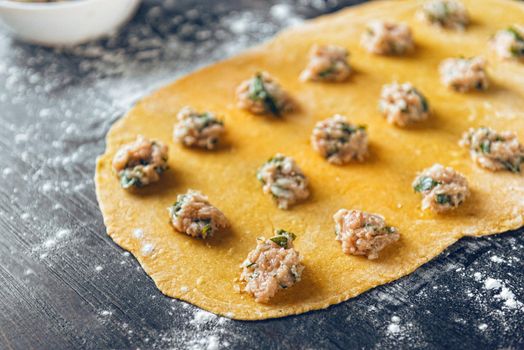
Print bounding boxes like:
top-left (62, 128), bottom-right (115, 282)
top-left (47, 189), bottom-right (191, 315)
top-left (95, 0), bottom-right (524, 320)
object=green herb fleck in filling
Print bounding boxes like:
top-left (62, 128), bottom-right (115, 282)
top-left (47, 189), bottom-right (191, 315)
top-left (510, 46), bottom-right (524, 58)
top-left (119, 167), bottom-right (147, 189)
top-left (436, 193), bottom-right (451, 205)
top-left (258, 155), bottom-right (285, 183)
top-left (196, 112), bottom-right (223, 130)
top-left (413, 89), bottom-right (429, 113)
top-left (475, 81), bottom-right (486, 91)
top-left (384, 226), bottom-right (397, 234)
top-left (249, 73), bottom-right (281, 116)
top-left (507, 27), bottom-right (524, 42)
top-left (500, 159), bottom-right (521, 173)
top-left (267, 155), bottom-right (285, 164)
top-left (155, 165), bottom-right (167, 175)
top-left (170, 195), bottom-right (187, 217)
top-left (479, 140), bottom-right (491, 154)
top-left (341, 123), bottom-right (366, 135)
top-left (201, 222), bottom-right (212, 238)
top-left (318, 65), bottom-right (336, 78)
top-left (120, 172), bottom-right (142, 189)
top-left (427, 1), bottom-right (450, 24)
top-left (270, 229), bottom-right (296, 248)
top-left (414, 176), bottom-right (440, 192)
top-left (290, 266), bottom-right (301, 282)
top-left (326, 147), bottom-right (340, 159)
top-left (505, 27), bottom-right (524, 57)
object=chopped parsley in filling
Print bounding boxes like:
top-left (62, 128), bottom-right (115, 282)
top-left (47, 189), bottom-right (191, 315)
top-left (240, 229), bottom-right (304, 303)
top-left (250, 73), bottom-right (281, 115)
top-left (236, 71), bottom-right (294, 116)
top-left (413, 176), bottom-right (440, 192)
top-left (112, 135), bottom-right (169, 189)
top-left (269, 229), bottom-right (296, 248)
top-left (311, 115), bottom-right (368, 164)
top-left (460, 127), bottom-right (524, 173)
top-left (333, 209), bottom-right (400, 260)
top-left (173, 106), bottom-right (225, 150)
top-left (412, 163), bottom-right (470, 213)
top-left (168, 189), bottom-right (229, 238)
top-left (257, 154), bottom-right (310, 209)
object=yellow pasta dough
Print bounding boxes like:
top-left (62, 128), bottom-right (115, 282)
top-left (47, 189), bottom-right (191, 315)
top-left (95, 0), bottom-right (524, 320)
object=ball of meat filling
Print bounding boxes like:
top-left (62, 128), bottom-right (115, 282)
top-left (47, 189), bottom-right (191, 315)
top-left (361, 20), bottom-right (414, 55)
top-left (439, 57), bottom-right (489, 92)
top-left (236, 72), bottom-right (294, 116)
top-left (460, 127), bottom-right (524, 173)
top-left (257, 154), bottom-right (310, 209)
top-left (173, 107), bottom-right (225, 150)
top-left (112, 135), bottom-right (168, 189)
top-left (412, 163), bottom-right (470, 213)
top-left (300, 44), bottom-right (352, 82)
top-left (311, 115), bottom-right (368, 164)
top-left (168, 189), bottom-right (229, 238)
top-left (240, 229), bottom-right (304, 303)
top-left (379, 82), bottom-right (430, 127)
top-left (333, 209), bottom-right (400, 260)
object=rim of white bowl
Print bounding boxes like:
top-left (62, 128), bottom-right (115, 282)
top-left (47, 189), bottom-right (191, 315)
top-left (0, 0), bottom-right (119, 11)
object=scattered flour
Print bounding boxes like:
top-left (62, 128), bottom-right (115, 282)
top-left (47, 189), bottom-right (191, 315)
top-left (489, 256), bottom-right (504, 263)
top-left (39, 108), bottom-right (51, 117)
top-left (152, 304), bottom-right (234, 350)
top-left (483, 277), bottom-right (522, 310)
top-left (484, 277), bottom-right (502, 290)
top-left (56, 229), bottom-right (70, 238)
top-left (2, 168), bottom-right (13, 176)
top-left (496, 287), bottom-right (520, 309)
top-left (188, 335), bottom-right (220, 350)
top-left (190, 310), bottom-right (217, 326)
top-left (41, 182), bottom-right (53, 193)
top-left (386, 315), bottom-right (402, 334)
top-left (387, 323), bottom-right (401, 334)
top-left (270, 3), bottom-right (304, 26)
top-left (41, 228), bottom-right (71, 249)
top-left (14, 133), bottom-right (29, 143)
top-left (228, 13), bottom-right (251, 35)
top-left (133, 228), bottom-right (144, 239)
top-left (270, 3), bottom-right (293, 20)
top-left (140, 243), bottom-right (154, 256)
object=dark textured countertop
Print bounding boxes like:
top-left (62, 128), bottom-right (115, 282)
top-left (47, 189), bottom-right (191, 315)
top-left (0, 1), bottom-right (522, 349)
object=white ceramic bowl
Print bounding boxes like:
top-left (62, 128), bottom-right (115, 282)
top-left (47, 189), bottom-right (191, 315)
top-left (0, 0), bottom-right (141, 46)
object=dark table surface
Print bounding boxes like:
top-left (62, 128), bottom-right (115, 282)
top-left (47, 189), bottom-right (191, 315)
top-left (0, 1), bottom-right (523, 349)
